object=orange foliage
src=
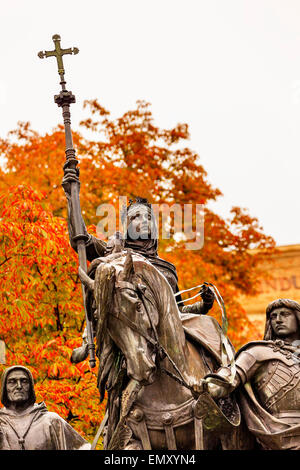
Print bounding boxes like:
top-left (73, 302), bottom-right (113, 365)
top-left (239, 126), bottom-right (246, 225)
top-left (0, 100), bottom-right (275, 441)
top-left (0, 185), bottom-right (104, 441)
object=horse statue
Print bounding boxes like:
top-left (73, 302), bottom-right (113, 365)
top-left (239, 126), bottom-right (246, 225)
top-left (79, 250), bottom-right (244, 450)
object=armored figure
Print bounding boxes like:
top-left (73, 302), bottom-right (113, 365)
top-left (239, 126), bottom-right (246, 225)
top-left (0, 365), bottom-right (90, 450)
top-left (205, 298), bottom-right (300, 450)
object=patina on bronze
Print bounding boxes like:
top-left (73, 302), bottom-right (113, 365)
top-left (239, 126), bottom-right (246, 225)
top-left (38, 35), bottom-right (96, 368)
top-left (38, 34), bottom-right (79, 78)
top-left (38, 36), bottom-right (241, 449)
top-left (79, 250), bottom-right (242, 450)
top-left (205, 298), bottom-right (300, 450)
top-left (0, 365), bottom-right (90, 450)
top-left (68, 198), bottom-right (215, 364)
top-left (67, 197), bottom-right (214, 311)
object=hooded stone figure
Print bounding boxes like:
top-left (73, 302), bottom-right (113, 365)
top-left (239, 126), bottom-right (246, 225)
top-left (1, 366), bottom-right (36, 409)
top-left (204, 298), bottom-right (300, 450)
top-left (0, 365), bottom-right (90, 450)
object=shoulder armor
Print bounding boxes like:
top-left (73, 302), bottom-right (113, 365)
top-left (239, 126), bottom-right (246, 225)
top-left (236, 341), bottom-right (297, 367)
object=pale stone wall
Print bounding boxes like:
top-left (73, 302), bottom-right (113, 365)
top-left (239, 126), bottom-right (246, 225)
top-left (0, 340), bottom-right (5, 364)
top-left (241, 244), bottom-right (300, 336)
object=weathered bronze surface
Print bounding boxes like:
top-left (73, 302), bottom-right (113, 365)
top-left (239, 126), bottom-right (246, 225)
top-left (68, 199), bottom-right (216, 369)
top-left (205, 298), bottom-right (300, 450)
top-left (37, 34), bottom-right (300, 451)
top-left (79, 249), bottom-right (243, 450)
top-left (0, 365), bottom-right (90, 450)
top-left (38, 34), bottom-right (78, 80)
top-left (38, 34), bottom-right (300, 451)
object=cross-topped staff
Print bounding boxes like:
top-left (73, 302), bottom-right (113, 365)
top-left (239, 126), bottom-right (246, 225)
top-left (38, 34), bottom-right (96, 368)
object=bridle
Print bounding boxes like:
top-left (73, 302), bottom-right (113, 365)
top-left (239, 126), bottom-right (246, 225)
top-left (111, 279), bottom-right (194, 392)
top-left (111, 280), bottom-right (159, 350)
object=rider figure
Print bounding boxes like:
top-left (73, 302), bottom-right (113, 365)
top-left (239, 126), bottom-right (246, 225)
top-left (62, 169), bottom-right (215, 362)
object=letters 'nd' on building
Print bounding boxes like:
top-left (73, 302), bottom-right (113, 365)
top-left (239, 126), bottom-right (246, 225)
top-left (241, 244), bottom-right (300, 336)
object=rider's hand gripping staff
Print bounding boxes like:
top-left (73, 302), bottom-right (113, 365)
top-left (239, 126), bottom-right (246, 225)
top-left (38, 34), bottom-right (96, 368)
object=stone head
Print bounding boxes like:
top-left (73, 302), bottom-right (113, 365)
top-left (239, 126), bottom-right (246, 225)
top-left (264, 299), bottom-right (300, 342)
top-left (122, 197), bottom-right (157, 241)
top-left (1, 365), bottom-right (36, 408)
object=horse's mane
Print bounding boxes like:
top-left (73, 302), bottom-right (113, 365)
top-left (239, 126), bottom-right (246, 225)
top-left (131, 255), bottom-right (180, 318)
top-left (94, 252), bottom-right (181, 402)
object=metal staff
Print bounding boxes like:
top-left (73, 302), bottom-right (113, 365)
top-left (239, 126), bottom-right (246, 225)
top-left (38, 34), bottom-right (96, 368)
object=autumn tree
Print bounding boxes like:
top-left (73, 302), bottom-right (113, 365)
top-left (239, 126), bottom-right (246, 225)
top-left (0, 100), bottom-right (275, 440)
top-left (0, 185), bottom-right (104, 441)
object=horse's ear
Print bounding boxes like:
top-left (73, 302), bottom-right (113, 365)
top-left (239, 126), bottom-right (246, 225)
top-left (120, 250), bottom-right (135, 280)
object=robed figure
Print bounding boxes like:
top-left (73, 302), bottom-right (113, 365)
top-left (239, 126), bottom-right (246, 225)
top-left (62, 186), bottom-right (216, 363)
top-left (64, 183), bottom-right (244, 449)
top-left (0, 366), bottom-right (90, 450)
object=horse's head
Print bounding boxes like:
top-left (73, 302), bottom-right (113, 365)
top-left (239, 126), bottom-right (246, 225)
top-left (79, 251), bottom-right (158, 385)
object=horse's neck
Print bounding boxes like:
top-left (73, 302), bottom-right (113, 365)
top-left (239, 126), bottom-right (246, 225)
top-left (154, 276), bottom-right (191, 381)
top-left (135, 258), bottom-right (191, 382)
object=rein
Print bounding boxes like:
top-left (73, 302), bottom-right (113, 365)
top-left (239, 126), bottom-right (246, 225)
top-left (176, 281), bottom-right (236, 384)
top-left (204, 282), bottom-right (236, 384)
top-left (114, 280), bottom-right (196, 393)
top-left (112, 276), bottom-right (236, 394)
top-left (114, 278), bottom-right (237, 390)
top-left (112, 281), bottom-right (158, 349)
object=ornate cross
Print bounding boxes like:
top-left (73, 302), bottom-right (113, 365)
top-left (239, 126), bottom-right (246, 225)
top-left (38, 34), bottom-right (79, 86)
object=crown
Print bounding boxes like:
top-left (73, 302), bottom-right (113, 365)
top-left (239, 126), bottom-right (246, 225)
top-left (121, 197), bottom-right (152, 223)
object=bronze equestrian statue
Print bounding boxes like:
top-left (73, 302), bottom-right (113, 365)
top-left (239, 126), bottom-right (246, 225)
top-left (38, 35), bottom-right (241, 449)
top-left (79, 250), bottom-right (242, 450)
top-left (39, 35), bottom-right (300, 451)
top-left (63, 178), bottom-right (242, 448)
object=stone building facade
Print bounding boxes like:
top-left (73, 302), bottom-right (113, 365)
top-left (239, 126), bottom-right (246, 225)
top-left (241, 244), bottom-right (300, 336)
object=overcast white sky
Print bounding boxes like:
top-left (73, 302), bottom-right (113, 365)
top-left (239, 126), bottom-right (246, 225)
top-left (1, 0), bottom-right (300, 246)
